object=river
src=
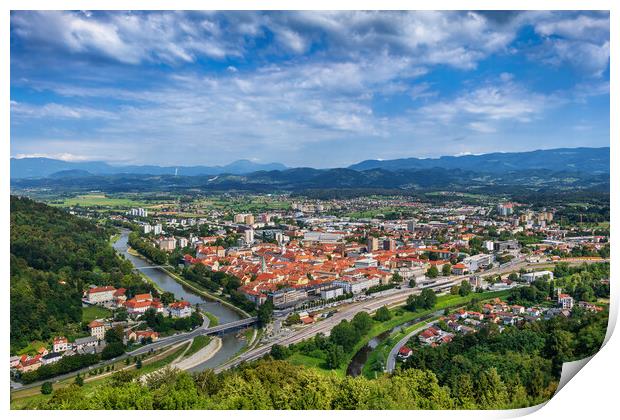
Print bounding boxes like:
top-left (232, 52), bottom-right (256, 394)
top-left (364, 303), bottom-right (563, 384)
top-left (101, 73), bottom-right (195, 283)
top-left (346, 309), bottom-right (444, 377)
top-left (112, 230), bottom-right (249, 371)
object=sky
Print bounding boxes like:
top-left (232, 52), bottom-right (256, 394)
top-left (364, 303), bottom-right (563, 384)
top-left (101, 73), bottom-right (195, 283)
top-left (10, 10), bottom-right (610, 168)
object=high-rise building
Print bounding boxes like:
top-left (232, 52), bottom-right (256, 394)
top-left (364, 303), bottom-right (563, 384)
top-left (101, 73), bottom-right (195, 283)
top-left (383, 239), bottom-right (396, 251)
top-left (154, 224), bottom-right (163, 235)
top-left (407, 220), bottom-right (416, 232)
top-left (367, 237), bottom-right (379, 252)
top-left (244, 214), bottom-right (255, 225)
top-left (244, 229), bottom-right (254, 244)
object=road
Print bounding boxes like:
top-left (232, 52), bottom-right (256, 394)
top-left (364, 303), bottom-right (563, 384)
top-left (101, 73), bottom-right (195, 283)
top-left (10, 314), bottom-right (255, 391)
top-left (12, 256), bottom-right (606, 389)
top-left (214, 256), bottom-right (608, 373)
top-left (385, 322), bottom-right (435, 373)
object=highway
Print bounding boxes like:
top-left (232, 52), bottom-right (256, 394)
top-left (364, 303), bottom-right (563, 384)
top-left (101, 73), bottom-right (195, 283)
top-left (12, 256), bottom-right (606, 389)
top-left (214, 256), bottom-right (608, 373)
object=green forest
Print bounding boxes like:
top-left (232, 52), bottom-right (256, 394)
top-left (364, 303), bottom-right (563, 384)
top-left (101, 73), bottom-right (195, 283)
top-left (10, 196), bottom-right (155, 352)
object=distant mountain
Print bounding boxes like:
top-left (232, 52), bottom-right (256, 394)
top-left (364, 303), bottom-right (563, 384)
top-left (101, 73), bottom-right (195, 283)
top-left (10, 158), bottom-right (288, 179)
top-left (11, 166), bottom-right (609, 195)
top-left (348, 147), bottom-right (610, 174)
top-left (48, 169), bottom-right (93, 179)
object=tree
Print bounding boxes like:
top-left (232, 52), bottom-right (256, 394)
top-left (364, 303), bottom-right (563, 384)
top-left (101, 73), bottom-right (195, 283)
top-left (391, 272), bottom-right (403, 283)
top-left (270, 344), bottom-right (290, 360)
top-left (284, 313), bottom-right (301, 326)
top-left (160, 291), bottom-right (176, 305)
top-left (330, 320), bottom-right (360, 351)
top-left (257, 299), bottom-right (274, 327)
top-left (102, 342), bottom-right (125, 360)
top-left (105, 325), bottom-right (125, 344)
top-left (374, 306), bottom-right (392, 322)
top-left (75, 374), bottom-right (84, 387)
top-left (409, 278), bottom-right (417, 288)
top-left (420, 288), bottom-right (437, 309)
top-left (136, 358), bottom-right (143, 369)
top-left (426, 266), bottom-right (439, 279)
top-left (114, 307), bottom-right (128, 322)
top-left (459, 280), bottom-right (472, 296)
top-left (325, 344), bottom-right (345, 369)
top-left (351, 311), bottom-right (372, 335)
top-left (442, 263), bottom-right (452, 277)
top-left (41, 381), bottom-right (53, 395)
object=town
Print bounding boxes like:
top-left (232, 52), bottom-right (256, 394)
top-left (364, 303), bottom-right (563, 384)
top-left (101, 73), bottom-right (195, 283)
top-left (10, 192), bottom-right (609, 384)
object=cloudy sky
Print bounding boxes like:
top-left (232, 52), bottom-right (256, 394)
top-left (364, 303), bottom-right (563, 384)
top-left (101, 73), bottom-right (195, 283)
top-left (10, 10), bottom-right (610, 167)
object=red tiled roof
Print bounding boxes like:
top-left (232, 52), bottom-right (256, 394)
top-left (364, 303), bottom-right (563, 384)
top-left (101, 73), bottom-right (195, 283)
top-left (88, 286), bottom-right (116, 294)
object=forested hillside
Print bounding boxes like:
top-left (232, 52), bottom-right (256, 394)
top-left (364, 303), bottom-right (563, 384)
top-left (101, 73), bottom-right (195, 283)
top-left (18, 306), bottom-right (608, 410)
top-left (10, 196), bottom-right (153, 352)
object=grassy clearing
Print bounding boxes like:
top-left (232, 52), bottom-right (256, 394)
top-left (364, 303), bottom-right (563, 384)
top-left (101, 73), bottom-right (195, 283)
top-left (82, 306), bottom-right (112, 323)
top-left (16, 341), bottom-right (48, 356)
top-left (204, 311), bottom-right (220, 327)
top-left (183, 336), bottom-right (212, 359)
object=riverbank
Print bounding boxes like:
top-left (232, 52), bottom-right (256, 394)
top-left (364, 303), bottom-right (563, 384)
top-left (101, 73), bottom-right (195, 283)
top-left (286, 289), bottom-right (511, 378)
top-left (172, 337), bottom-right (222, 371)
top-left (356, 289), bottom-right (514, 378)
top-left (10, 342), bottom-right (189, 409)
top-left (159, 266), bottom-right (252, 319)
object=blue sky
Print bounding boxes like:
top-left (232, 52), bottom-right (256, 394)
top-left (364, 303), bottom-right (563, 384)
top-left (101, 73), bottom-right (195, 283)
top-left (10, 11), bottom-right (610, 168)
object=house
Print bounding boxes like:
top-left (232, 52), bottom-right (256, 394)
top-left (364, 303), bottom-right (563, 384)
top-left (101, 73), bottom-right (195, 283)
top-left (113, 288), bottom-right (127, 306)
top-left (37, 347), bottom-right (49, 356)
top-left (74, 336), bottom-right (99, 351)
top-left (419, 327), bottom-right (441, 345)
top-left (451, 263), bottom-right (467, 275)
top-left (127, 330), bottom-right (160, 343)
top-left (18, 356), bottom-right (42, 373)
top-left (10, 356), bottom-right (20, 369)
top-left (168, 300), bottom-right (193, 318)
top-left (125, 294), bottom-right (164, 315)
top-left (53, 336), bottom-right (69, 353)
top-left (41, 352), bottom-right (63, 365)
top-left (398, 346), bottom-right (413, 359)
top-left (558, 293), bottom-right (574, 310)
top-left (86, 286), bottom-right (116, 304)
top-left (88, 320), bottom-right (106, 339)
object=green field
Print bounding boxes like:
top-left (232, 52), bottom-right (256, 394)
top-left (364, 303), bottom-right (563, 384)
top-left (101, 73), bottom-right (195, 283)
top-left (50, 194), bottom-right (149, 208)
top-left (82, 306), bottom-right (112, 323)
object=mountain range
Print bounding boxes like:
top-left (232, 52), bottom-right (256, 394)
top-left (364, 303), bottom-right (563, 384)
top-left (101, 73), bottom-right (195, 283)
top-left (11, 147), bottom-right (609, 180)
top-left (10, 158), bottom-right (288, 179)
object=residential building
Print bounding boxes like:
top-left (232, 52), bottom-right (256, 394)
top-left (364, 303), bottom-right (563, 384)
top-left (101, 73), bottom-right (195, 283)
top-left (53, 336), bottom-right (69, 353)
top-left (86, 286), bottom-right (116, 304)
top-left (320, 286), bottom-right (344, 300)
top-left (168, 300), bottom-right (193, 318)
top-left (367, 237), bottom-right (379, 252)
top-left (88, 320), bottom-right (106, 340)
top-left (41, 352), bottom-right (63, 365)
top-left (521, 270), bottom-right (554, 283)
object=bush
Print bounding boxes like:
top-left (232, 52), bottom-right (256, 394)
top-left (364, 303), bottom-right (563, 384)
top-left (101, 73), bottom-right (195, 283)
top-left (374, 305), bottom-right (392, 322)
top-left (41, 381), bottom-right (53, 395)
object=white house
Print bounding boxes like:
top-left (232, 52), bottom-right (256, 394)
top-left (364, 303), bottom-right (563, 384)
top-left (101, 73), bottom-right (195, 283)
top-left (168, 300), bottom-right (193, 318)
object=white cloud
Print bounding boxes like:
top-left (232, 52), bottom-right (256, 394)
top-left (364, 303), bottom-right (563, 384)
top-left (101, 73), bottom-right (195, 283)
top-left (11, 101), bottom-right (117, 120)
